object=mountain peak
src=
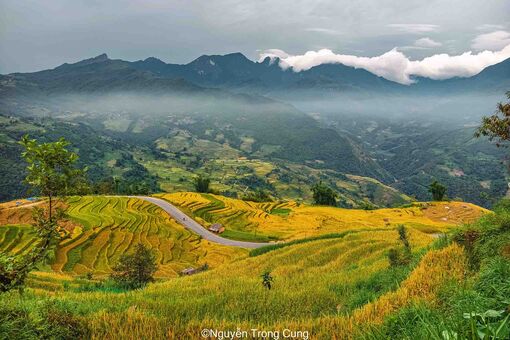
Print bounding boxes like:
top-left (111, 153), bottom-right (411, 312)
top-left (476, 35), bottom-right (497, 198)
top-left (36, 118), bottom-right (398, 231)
top-left (144, 57), bottom-right (165, 64)
top-left (94, 53), bottom-right (109, 61)
top-left (72, 53), bottom-right (110, 66)
top-left (222, 52), bottom-right (249, 60)
top-left (189, 52), bottom-right (252, 66)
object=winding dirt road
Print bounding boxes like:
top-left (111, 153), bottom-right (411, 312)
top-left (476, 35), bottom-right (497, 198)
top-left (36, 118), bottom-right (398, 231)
top-left (137, 196), bottom-right (271, 249)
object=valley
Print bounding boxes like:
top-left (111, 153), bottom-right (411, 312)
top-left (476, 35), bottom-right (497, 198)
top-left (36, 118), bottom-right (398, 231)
top-left (0, 50), bottom-right (509, 339)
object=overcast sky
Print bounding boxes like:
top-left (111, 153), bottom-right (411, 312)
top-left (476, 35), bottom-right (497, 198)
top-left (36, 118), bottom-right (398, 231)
top-left (1, 0), bottom-right (509, 80)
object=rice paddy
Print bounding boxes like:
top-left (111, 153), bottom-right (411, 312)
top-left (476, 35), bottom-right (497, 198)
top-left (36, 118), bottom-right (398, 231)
top-left (0, 196), bottom-right (247, 277)
top-left (7, 230), bottom-right (464, 339)
top-left (158, 192), bottom-right (489, 241)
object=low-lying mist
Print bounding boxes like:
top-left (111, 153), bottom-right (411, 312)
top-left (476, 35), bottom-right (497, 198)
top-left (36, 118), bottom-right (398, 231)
top-left (7, 90), bottom-right (505, 131)
top-left (280, 92), bottom-right (505, 126)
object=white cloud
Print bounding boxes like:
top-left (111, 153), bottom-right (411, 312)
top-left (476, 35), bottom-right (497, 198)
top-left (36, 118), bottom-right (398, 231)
top-left (259, 49), bottom-right (290, 61)
top-left (414, 37), bottom-right (442, 48)
top-left (387, 24), bottom-right (439, 34)
top-left (259, 44), bottom-right (510, 85)
top-left (471, 30), bottom-right (510, 51)
top-left (304, 28), bottom-right (342, 35)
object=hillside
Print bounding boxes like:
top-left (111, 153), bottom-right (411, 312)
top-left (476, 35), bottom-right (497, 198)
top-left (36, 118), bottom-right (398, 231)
top-left (0, 114), bottom-right (401, 206)
top-left (0, 193), bottom-right (487, 273)
top-left (0, 196), bottom-right (246, 277)
top-left (0, 193), bottom-right (507, 339)
top-left (159, 192), bottom-right (487, 241)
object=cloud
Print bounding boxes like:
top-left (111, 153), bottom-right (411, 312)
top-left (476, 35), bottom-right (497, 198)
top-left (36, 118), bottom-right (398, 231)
top-left (387, 24), bottom-right (439, 34)
top-left (414, 37), bottom-right (442, 48)
top-left (304, 28), bottom-right (342, 35)
top-left (259, 44), bottom-right (510, 85)
top-left (471, 30), bottom-right (510, 51)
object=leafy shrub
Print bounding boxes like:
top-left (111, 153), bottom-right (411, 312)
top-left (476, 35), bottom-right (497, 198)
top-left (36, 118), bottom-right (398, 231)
top-left (111, 243), bottom-right (157, 290)
top-left (193, 175), bottom-right (211, 193)
top-left (429, 180), bottom-right (447, 201)
top-left (311, 181), bottom-right (337, 206)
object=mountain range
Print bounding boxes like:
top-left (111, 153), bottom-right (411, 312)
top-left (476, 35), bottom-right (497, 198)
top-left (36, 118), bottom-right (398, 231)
top-left (1, 52), bottom-right (509, 98)
top-left (0, 52), bottom-right (508, 207)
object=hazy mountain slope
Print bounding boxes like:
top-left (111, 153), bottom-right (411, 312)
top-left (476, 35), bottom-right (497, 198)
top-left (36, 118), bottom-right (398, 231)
top-left (407, 57), bottom-right (510, 94)
top-left (0, 55), bottom-right (393, 183)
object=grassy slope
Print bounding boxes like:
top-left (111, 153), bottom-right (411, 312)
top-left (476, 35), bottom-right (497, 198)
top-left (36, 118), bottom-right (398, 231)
top-left (362, 201), bottom-right (510, 339)
top-left (159, 192), bottom-right (488, 242)
top-left (0, 194), bottom-right (506, 339)
top-left (0, 229), bottom-right (466, 339)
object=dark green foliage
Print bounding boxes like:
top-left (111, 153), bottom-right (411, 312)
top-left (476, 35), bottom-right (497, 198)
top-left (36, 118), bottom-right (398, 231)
top-left (428, 180), bottom-right (447, 201)
top-left (261, 271), bottom-right (274, 290)
top-left (398, 225), bottom-right (411, 253)
top-left (193, 175), bottom-right (211, 193)
top-left (311, 181), bottom-right (338, 206)
top-left (242, 189), bottom-right (273, 202)
top-left (453, 229), bottom-right (481, 270)
top-left (387, 225), bottom-right (412, 267)
top-left (387, 248), bottom-right (401, 267)
top-left (475, 91), bottom-right (510, 147)
top-left (110, 243), bottom-right (158, 290)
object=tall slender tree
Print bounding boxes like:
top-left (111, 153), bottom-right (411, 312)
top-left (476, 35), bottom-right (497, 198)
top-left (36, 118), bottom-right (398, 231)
top-left (0, 136), bottom-right (85, 292)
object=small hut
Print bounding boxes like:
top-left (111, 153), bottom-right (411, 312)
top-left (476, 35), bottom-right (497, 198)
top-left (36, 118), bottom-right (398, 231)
top-left (181, 267), bottom-right (198, 276)
top-left (208, 223), bottom-right (225, 234)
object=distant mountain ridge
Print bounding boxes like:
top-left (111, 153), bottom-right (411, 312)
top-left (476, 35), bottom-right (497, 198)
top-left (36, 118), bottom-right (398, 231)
top-left (2, 52), bottom-right (509, 97)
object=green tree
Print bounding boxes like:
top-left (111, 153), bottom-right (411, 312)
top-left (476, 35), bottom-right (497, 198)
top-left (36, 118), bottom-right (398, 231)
top-left (0, 135), bottom-right (85, 293)
top-left (311, 182), bottom-right (338, 206)
top-left (428, 180), bottom-right (447, 201)
top-left (193, 175), bottom-right (211, 193)
top-left (475, 91), bottom-right (510, 147)
top-left (111, 243), bottom-right (158, 289)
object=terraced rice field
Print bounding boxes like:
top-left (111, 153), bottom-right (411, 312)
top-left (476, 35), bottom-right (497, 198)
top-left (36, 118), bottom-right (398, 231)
top-left (0, 224), bottom-right (37, 256)
top-left (0, 196), bottom-right (246, 277)
top-left (159, 192), bottom-right (489, 241)
top-left (39, 228), bottom-right (464, 338)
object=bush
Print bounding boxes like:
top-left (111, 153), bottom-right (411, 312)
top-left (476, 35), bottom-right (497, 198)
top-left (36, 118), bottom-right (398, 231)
top-left (311, 182), bottom-right (337, 206)
top-left (111, 243), bottom-right (158, 289)
top-left (193, 175), bottom-right (211, 193)
top-left (428, 180), bottom-right (447, 201)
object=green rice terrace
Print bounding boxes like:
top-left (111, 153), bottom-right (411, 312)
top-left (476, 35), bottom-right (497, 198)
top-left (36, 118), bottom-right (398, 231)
top-left (0, 196), bottom-right (245, 279)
